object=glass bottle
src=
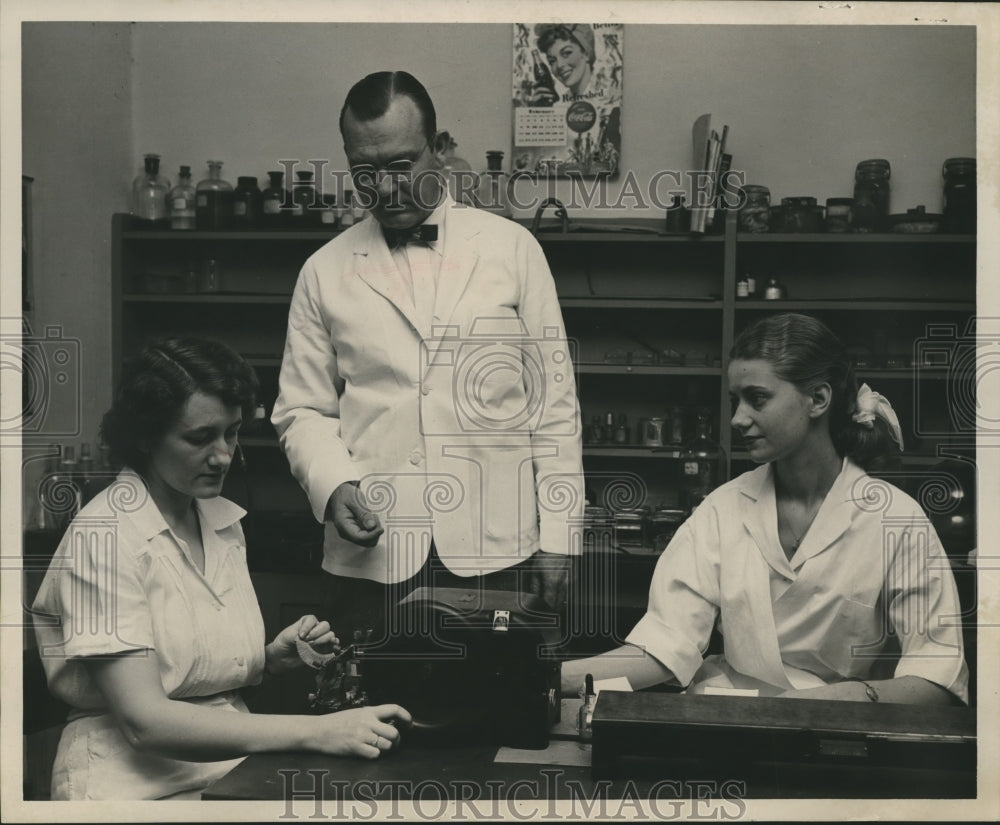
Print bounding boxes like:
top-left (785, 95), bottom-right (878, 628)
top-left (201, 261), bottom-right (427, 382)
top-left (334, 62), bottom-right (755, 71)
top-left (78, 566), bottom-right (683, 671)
top-left (679, 412), bottom-right (725, 513)
top-left (320, 194), bottom-right (339, 228)
top-left (339, 190), bottom-right (355, 227)
top-left (588, 414), bottom-right (605, 445)
top-left (942, 157), bottom-right (976, 234)
top-left (577, 673), bottom-right (595, 741)
top-left (78, 443), bottom-right (95, 506)
top-left (232, 176), bottom-right (262, 229)
top-left (131, 153), bottom-right (171, 223)
top-left (531, 49), bottom-right (559, 105)
top-left (291, 170), bottom-right (319, 226)
top-left (477, 150), bottom-right (511, 218)
top-left (261, 170), bottom-right (290, 228)
top-left (167, 165), bottom-right (196, 230)
top-left (613, 414), bottom-right (629, 444)
top-left (195, 161), bottom-right (234, 231)
top-left (853, 159), bottom-right (891, 232)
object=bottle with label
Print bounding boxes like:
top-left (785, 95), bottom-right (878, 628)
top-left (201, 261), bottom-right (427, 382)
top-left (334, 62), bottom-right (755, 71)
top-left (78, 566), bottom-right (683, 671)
top-left (131, 154), bottom-right (171, 223)
top-left (195, 161), bottom-right (234, 230)
top-left (291, 170), bottom-right (319, 226)
top-left (232, 176), bottom-right (262, 229)
top-left (679, 412), bottom-right (725, 513)
top-left (261, 170), bottom-right (290, 227)
top-left (167, 165), bottom-right (196, 230)
top-left (319, 194), bottom-right (339, 228)
top-left (613, 414), bottom-right (630, 444)
top-left (477, 150), bottom-right (511, 218)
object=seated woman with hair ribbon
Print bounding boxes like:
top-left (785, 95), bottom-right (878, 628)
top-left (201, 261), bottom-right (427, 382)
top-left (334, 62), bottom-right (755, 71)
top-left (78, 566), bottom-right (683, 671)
top-left (563, 313), bottom-right (968, 706)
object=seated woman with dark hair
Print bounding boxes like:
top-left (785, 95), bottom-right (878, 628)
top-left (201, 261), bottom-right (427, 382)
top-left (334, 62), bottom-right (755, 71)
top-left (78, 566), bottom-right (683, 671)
top-left (563, 314), bottom-right (968, 706)
top-left (33, 338), bottom-right (410, 800)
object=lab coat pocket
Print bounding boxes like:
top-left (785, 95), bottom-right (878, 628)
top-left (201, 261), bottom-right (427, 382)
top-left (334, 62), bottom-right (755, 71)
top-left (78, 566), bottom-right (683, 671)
top-left (817, 597), bottom-right (885, 675)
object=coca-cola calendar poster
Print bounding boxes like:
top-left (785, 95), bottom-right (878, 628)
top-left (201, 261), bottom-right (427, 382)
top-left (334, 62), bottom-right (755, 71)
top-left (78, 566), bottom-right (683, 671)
top-left (512, 22), bottom-right (623, 177)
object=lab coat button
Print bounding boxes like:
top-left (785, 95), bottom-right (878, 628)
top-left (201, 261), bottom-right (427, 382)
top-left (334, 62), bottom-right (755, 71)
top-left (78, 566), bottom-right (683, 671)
top-left (235, 656), bottom-right (245, 667)
top-left (409, 451), bottom-right (423, 465)
top-left (420, 386), bottom-right (431, 396)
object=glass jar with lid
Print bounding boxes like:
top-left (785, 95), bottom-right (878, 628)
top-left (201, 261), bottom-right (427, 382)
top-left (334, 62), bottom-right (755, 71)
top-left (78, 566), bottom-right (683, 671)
top-left (942, 157), bottom-right (975, 234)
top-left (853, 159), bottom-right (891, 232)
top-left (824, 197), bottom-right (853, 233)
top-left (738, 185), bottom-right (770, 233)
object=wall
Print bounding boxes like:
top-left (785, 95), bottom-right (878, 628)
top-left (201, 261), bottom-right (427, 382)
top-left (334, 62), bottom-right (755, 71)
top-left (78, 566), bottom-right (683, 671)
top-left (132, 23), bottom-right (976, 214)
top-left (22, 22), bottom-right (133, 448)
top-left (21, 21), bottom-right (977, 440)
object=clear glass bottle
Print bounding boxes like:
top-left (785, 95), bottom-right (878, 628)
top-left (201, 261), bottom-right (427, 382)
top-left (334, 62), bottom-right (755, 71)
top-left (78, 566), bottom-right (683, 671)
top-left (679, 412), bottom-right (725, 513)
top-left (232, 176), bottom-right (262, 229)
top-left (167, 165), bottom-right (196, 230)
top-left (131, 153), bottom-right (171, 223)
top-left (261, 170), bottom-right (290, 228)
top-left (853, 159), bottom-right (891, 233)
top-left (195, 160), bottom-right (234, 231)
top-left (477, 150), bottom-right (511, 218)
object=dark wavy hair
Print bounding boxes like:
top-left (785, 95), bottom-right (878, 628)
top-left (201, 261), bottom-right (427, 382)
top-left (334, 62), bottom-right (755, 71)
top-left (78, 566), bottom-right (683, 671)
top-left (100, 338), bottom-right (258, 472)
top-left (730, 314), bottom-right (901, 472)
top-left (339, 70), bottom-right (437, 145)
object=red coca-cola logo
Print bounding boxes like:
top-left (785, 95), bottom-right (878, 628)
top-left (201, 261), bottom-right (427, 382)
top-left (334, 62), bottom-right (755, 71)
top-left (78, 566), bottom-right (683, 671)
top-left (565, 101), bottom-right (597, 134)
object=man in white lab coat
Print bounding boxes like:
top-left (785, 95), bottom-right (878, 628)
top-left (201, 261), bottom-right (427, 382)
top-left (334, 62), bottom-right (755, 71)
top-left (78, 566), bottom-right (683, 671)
top-left (272, 71), bottom-right (584, 643)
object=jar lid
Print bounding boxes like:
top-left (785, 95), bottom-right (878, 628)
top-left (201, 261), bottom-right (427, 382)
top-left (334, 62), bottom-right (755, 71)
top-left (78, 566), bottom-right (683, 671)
top-left (826, 197), bottom-right (854, 206)
top-left (856, 158), bottom-right (891, 177)
top-left (781, 196), bottom-right (818, 207)
top-left (179, 165), bottom-right (191, 175)
top-left (741, 184), bottom-right (770, 194)
top-left (237, 176), bottom-right (259, 186)
top-left (943, 157), bottom-right (976, 175)
top-left (295, 170), bottom-right (315, 181)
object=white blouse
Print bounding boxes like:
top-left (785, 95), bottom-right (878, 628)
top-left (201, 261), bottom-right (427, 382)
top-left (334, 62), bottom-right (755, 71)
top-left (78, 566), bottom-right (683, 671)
top-left (32, 470), bottom-right (267, 799)
top-left (627, 459), bottom-right (969, 702)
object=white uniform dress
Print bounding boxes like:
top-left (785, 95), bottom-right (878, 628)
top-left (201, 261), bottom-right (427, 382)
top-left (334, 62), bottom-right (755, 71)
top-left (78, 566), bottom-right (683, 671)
top-left (626, 459), bottom-right (969, 702)
top-left (32, 470), bottom-right (267, 800)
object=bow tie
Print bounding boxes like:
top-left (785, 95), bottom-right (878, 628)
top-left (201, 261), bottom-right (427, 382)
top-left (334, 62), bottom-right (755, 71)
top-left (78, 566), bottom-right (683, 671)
top-left (382, 223), bottom-right (439, 249)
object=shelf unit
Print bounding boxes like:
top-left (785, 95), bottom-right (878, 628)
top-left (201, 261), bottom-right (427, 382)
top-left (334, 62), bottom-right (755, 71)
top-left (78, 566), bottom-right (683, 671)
top-left (112, 212), bottom-right (977, 523)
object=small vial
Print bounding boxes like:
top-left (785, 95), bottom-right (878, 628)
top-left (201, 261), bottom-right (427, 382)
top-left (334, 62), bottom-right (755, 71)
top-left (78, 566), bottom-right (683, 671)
top-left (578, 673), bottom-right (595, 741)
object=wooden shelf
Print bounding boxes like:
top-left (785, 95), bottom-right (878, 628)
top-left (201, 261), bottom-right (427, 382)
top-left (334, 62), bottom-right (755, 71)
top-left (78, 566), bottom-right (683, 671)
top-left (560, 297), bottom-right (722, 309)
top-left (737, 232), bottom-right (975, 244)
top-left (583, 447), bottom-right (684, 458)
top-left (123, 293), bottom-right (291, 304)
top-left (578, 364), bottom-right (720, 376)
top-left (734, 300), bottom-right (975, 312)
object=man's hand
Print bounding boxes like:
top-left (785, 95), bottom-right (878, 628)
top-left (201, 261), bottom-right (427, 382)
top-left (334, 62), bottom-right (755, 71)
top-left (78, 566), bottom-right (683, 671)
top-left (326, 481), bottom-right (384, 547)
top-left (529, 550), bottom-right (573, 613)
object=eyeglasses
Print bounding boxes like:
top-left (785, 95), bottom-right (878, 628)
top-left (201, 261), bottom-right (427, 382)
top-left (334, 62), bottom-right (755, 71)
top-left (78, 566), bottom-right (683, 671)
top-left (349, 144), bottom-right (430, 187)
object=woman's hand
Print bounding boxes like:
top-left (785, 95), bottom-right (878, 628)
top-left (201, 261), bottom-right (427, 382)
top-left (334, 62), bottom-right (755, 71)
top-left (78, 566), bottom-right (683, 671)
top-left (265, 615), bottom-right (339, 675)
top-left (308, 704), bottom-right (413, 759)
